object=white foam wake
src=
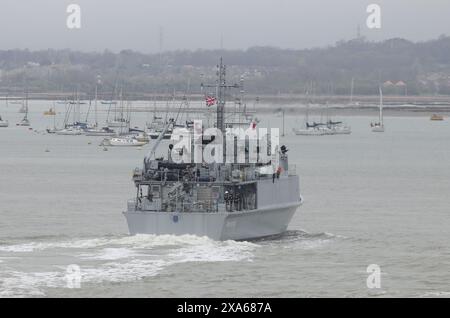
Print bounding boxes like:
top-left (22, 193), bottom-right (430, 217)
top-left (257, 230), bottom-right (344, 250)
top-left (0, 271), bottom-right (63, 297)
top-left (80, 248), bottom-right (146, 261)
top-left (420, 291), bottom-right (450, 298)
top-left (0, 234), bottom-right (236, 253)
top-left (0, 234), bottom-right (258, 297)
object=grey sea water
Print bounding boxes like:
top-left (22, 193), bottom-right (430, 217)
top-left (0, 101), bottom-right (449, 297)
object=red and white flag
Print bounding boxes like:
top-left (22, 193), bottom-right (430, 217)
top-left (205, 96), bottom-right (216, 107)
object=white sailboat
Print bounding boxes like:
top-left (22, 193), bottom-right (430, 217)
top-left (17, 93), bottom-right (30, 126)
top-left (147, 115), bottom-right (173, 139)
top-left (328, 121), bottom-right (352, 135)
top-left (107, 89), bottom-right (130, 128)
top-left (51, 90), bottom-right (87, 134)
top-left (83, 83), bottom-right (117, 136)
top-left (371, 87), bottom-right (385, 132)
top-left (293, 103), bottom-right (329, 136)
top-left (0, 97), bottom-right (8, 127)
top-left (146, 95), bottom-right (177, 139)
top-left (325, 102), bottom-right (351, 135)
top-left (17, 115), bottom-right (30, 126)
top-left (55, 127), bottom-right (83, 135)
top-left (84, 127), bottom-right (116, 136)
top-left (18, 99), bottom-right (27, 113)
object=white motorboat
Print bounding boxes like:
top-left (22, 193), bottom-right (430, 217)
top-left (102, 136), bottom-right (148, 147)
top-left (101, 100), bottom-right (117, 105)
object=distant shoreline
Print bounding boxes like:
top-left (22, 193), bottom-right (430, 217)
top-left (1, 99), bottom-right (448, 118)
top-left (1, 93), bottom-right (450, 106)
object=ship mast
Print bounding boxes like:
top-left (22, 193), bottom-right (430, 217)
top-left (201, 58), bottom-right (241, 162)
top-left (216, 57), bottom-right (226, 133)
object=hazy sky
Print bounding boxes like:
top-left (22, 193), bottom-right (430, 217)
top-left (1, 0), bottom-right (449, 52)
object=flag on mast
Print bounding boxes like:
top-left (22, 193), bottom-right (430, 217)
top-left (205, 96), bottom-right (216, 107)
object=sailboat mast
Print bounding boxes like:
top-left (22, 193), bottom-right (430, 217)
top-left (350, 77), bottom-right (354, 104)
top-left (94, 83), bottom-right (98, 127)
top-left (53, 101), bottom-right (56, 129)
top-left (119, 87), bottom-right (123, 121)
top-left (379, 86), bottom-right (383, 125)
top-left (305, 103), bottom-right (309, 128)
top-left (24, 89), bottom-right (29, 120)
top-left (76, 89), bottom-right (80, 123)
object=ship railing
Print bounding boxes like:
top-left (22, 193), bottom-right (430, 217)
top-left (145, 170), bottom-right (182, 183)
top-left (180, 200), bottom-right (219, 213)
top-left (128, 196), bottom-right (223, 213)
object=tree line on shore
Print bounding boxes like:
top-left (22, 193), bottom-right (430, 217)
top-left (1, 35), bottom-right (450, 97)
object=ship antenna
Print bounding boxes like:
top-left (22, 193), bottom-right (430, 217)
top-left (201, 58), bottom-right (241, 161)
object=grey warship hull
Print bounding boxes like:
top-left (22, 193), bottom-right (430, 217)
top-left (124, 202), bottom-right (300, 241)
top-left (124, 174), bottom-right (302, 241)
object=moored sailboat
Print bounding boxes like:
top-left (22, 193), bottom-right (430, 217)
top-left (17, 93), bottom-right (30, 126)
top-left (371, 87), bottom-right (385, 132)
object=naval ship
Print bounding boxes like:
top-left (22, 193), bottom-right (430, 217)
top-left (123, 59), bottom-right (302, 240)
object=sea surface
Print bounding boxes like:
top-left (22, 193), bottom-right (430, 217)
top-left (0, 101), bottom-right (449, 297)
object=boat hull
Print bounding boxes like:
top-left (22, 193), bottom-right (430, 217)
top-left (108, 140), bottom-right (147, 147)
top-left (331, 128), bottom-right (352, 135)
top-left (56, 130), bottom-right (82, 135)
top-left (372, 126), bottom-right (385, 132)
top-left (123, 203), bottom-right (300, 241)
top-left (84, 131), bottom-right (116, 136)
top-left (294, 129), bottom-right (327, 136)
